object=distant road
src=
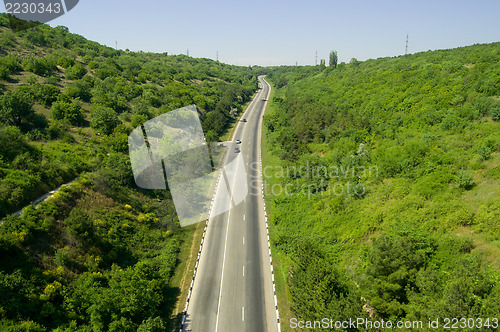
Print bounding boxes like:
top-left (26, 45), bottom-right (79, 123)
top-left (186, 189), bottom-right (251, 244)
top-left (184, 76), bottom-right (277, 331)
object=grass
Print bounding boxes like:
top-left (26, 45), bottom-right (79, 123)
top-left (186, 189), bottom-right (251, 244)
top-left (260, 78), bottom-right (296, 331)
top-left (169, 221), bottom-right (205, 330)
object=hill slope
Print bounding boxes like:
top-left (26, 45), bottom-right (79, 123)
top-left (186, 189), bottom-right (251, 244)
top-left (264, 43), bottom-right (500, 328)
top-left (0, 14), bottom-right (257, 217)
top-left (0, 15), bottom-right (258, 331)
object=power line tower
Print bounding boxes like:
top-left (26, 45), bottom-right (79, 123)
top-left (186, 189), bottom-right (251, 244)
top-left (315, 50), bottom-right (318, 66)
top-left (187, 49), bottom-right (189, 57)
top-left (405, 34), bottom-right (409, 55)
top-left (216, 51), bottom-right (219, 61)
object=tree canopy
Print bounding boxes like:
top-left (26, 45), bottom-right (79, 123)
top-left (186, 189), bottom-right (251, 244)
top-left (263, 41), bottom-right (500, 325)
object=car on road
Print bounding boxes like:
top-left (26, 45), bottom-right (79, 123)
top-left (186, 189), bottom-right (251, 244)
top-left (234, 147), bottom-right (240, 153)
top-left (235, 139), bottom-right (241, 144)
top-left (241, 118), bottom-right (247, 122)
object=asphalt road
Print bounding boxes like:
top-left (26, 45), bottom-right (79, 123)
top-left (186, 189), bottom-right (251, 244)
top-left (184, 76), bottom-right (277, 332)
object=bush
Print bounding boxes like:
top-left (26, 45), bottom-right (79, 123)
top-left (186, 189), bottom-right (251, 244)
top-left (66, 63), bottom-right (87, 80)
top-left (57, 56), bottom-right (75, 68)
top-left (65, 208), bottom-right (93, 239)
top-left (50, 100), bottom-right (84, 125)
top-left (0, 126), bottom-right (35, 162)
top-left (137, 317), bottom-right (166, 332)
top-left (91, 106), bottom-right (120, 135)
top-left (491, 103), bottom-right (500, 121)
top-left (0, 89), bottom-right (34, 127)
top-left (0, 55), bottom-right (21, 80)
top-left (65, 80), bottom-right (92, 101)
top-left (22, 57), bottom-right (57, 77)
top-left (0, 65), bottom-right (9, 80)
top-left (455, 169), bottom-right (474, 190)
top-left (36, 84), bottom-right (60, 107)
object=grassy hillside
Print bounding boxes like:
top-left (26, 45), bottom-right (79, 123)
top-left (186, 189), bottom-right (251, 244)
top-left (0, 14), bottom-right (257, 218)
top-left (0, 15), bottom-right (258, 331)
top-left (263, 43), bottom-right (500, 329)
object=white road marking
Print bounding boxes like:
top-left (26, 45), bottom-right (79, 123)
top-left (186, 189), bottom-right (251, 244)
top-left (215, 148), bottom-right (242, 332)
top-left (242, 307), bottom-right (245, 322)
top-left (243, 214), bottom-right (246, 221)
top-left (243, 265), bottom-right (245, 276)
top-left (243, 236), bottom-right (245, 245)
top-left (215, 208), bottom-right (231, 332)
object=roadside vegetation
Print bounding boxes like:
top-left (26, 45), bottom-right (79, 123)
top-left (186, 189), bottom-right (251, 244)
top-left (263, 43), bottom-right (500, 329)
top-left (0, 14), bottom-right (258, 330)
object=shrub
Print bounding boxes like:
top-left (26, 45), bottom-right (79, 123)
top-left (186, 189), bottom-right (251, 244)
top-left (0, 55), bottom-right (21, 80)
top-left (491, 103), bottom-right (500, 121)
top-left (36, 84), bottom-right (60, 107)
top-left (57, 56), bottom-right (75, 68)
top-left (65, 208), bottom-right (93, 239)
top-left (0, 89), bottom-right (34, 127)
top-left (66, 63), bottom-right (87, 80)
top-left (50, 100), bottom-right (84, 125)
top-left (90, 106), bottom-right (120, 135)
top-left (22, 57), bottom-right (57, 76)
top-left (0, 126), bottom-right (35, 162)
top-left (455, 169), bottom-right (474, 190)
top-left (65, 80), bottom-right (92, 101)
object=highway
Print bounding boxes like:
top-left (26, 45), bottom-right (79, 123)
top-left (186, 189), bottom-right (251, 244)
top-left (184, 76), bottom-right (278, 332)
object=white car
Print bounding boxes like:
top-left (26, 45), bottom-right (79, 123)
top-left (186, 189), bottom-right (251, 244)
top-left (235, 139), bottom-right (241, 144)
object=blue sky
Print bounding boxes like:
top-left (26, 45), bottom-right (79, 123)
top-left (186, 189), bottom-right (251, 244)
top-left (2, 0), bottom-right (499, 66)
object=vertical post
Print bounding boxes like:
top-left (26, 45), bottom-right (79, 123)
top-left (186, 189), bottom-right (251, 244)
top-left (405, 34), bottom-right (408, 55)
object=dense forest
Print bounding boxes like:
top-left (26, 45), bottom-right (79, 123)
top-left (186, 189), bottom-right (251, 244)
top-left (0, 15), bottom-right (258, 330)
top-left (263, 43), bottom-right (500, 329)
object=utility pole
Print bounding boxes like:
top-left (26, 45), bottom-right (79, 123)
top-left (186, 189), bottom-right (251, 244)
top-left (115, 40), bottom-right (117, 50)
top-left (216, 51), bottom-right (219, 61)
top-left (405, 34), bottom-right (408, 55)
top-left (315, 50), bottom-right (318, 66)
top-left (187, 49), bottom-right (189, 57)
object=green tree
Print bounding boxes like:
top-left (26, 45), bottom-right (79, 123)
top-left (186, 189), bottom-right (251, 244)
top-left (66, 63), bottom-right (87, 80)
top-left (57, 55), bottom-right (75, 68)
top-left (0, 90), bottom-right (34, 127)
top-left (65, 80), bottom-right (92, 101)
top-left (91, 106), bottom-right (121, 135)
top-left (455, 169), bottom-right (474, 189)
top-left (65, 208), bottom-right (93, 239)
top-left (364, 225), bottom-right (435, 317)
top-left (0, 126), bottom-right (34, 162)
top-left (0, 55), bottom-right (21, 80)
top-left (491, 103), bottom-right (500, 121)
top-left (329, 50), bottom-right (338, 68)
top-left (21, 57), bottom-right (56, 76)
top-left (36, 84), bottom-right (60, 107)
top-left (137, 317), bottom-right (166, 332)
top-left (50, 100), bottom-right (84, 125)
